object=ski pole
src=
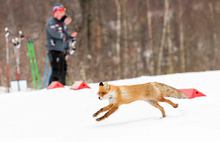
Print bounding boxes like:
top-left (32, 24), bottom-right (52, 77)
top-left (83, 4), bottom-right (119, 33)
top-left (4, 27), bottom-right (10, 93)
top-left (11, 30), bottom-right (24, 91)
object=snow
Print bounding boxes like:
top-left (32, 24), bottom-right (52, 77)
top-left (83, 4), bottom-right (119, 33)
top-left (0, 71), bottom-right (220, 142)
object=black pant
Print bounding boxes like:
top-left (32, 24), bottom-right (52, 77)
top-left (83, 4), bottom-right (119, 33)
top-left (48, 51), bottom-right (67, 85)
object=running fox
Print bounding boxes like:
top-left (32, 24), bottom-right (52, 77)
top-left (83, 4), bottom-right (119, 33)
top-left (93, 82), bottom-right (187, 121)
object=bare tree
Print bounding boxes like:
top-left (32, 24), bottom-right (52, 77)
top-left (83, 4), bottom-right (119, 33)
top-left (157, 0), bottom-right (170, 75)
top-left (121, 0), bottom-right (128, 78)
top-left (178, 0), bottom-right (186, 72)
top-left (115, 0), bottom-right (122, 78)
top-left (146, 0), bottom-right (154, 75)
top-left (208, 1), bottom-right (218, 69)
top-left (167, 1), bottom-right (174, 74)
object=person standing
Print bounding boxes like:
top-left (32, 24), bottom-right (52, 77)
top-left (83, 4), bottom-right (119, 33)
top-left (46, 3), bottom-right (77, 85)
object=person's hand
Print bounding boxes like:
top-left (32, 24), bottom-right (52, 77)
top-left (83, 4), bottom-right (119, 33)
top-left (65, 54), bottom-right (70, 61)
top-left (64, 17), bottom-right (72, 25)
top-left (71, 32), bottom-right (78, 38)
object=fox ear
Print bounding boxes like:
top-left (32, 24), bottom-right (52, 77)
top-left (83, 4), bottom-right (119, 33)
top-left (104, 82), bottom-right (110, 91)
top-left (99, 82), bottom-right (104, 86)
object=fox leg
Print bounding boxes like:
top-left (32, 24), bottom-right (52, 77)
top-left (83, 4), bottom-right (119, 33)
top-left (96, 106), bottom-right (118, 121)
top-left (93, 104), bottom-right (113, 117)
top-left (160, 97), bottom-right (178, 108)
top-left (148, 100), bottom-right (166, 118)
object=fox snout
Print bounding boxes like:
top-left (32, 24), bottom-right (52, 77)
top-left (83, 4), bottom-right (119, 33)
top-left (98, 96), bottom-right (105, 100)
top-left (97, 91), bottom-right (107, 100)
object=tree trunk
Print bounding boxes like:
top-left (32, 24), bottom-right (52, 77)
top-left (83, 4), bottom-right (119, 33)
top-left (146, 0), bottom-right (154, 75)
top-left (167, 4), bottom-right (174, 74)
top-left (157, 0), bottom-right (169, 75)
top-left (121, 0), bottom-right (128, 78)
top-left (209, 1), bottom-right (218, 69)
top-left (178, 0), bottom-right (186, 72)
top-left (115, 0), bottom-right (122, 78)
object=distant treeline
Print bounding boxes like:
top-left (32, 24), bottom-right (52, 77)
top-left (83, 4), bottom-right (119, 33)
top-left (0, 0), bottom-right (220, 87)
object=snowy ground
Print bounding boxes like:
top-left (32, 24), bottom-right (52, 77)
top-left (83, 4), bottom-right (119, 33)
top-left (0, 71), bottom-right (220, 142)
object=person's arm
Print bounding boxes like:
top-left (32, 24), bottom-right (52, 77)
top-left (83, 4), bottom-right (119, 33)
top-left (63, 16), bottom-right (77, 40)
top-left (63, 27), bottom-right (77, 41)
top-left (46, 21), bottom-right (65, 40)
top-left (60, 15), bottom-right (67, 23)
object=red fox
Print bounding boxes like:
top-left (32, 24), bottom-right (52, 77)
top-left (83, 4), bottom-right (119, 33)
top-left (93, 82), bottom-right (187, 121)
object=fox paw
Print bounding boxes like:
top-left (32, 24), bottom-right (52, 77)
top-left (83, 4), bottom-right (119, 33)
top-left (93, 113), bottom-right (98, 117)
top-left (174, 104), bottom-right (178, 108)
top-left (96, 118), bottom-right (102, 121)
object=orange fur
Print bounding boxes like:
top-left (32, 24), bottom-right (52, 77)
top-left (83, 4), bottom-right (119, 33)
top-left (93, 82), bottom-right (187, 121)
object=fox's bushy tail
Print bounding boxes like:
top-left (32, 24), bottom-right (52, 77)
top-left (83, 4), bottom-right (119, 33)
top-left (154, 82), bottom-right (187, 99)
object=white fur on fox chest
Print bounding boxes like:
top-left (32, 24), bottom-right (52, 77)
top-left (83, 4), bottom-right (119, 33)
top-left (103, 91), bottom-right (116, 103)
